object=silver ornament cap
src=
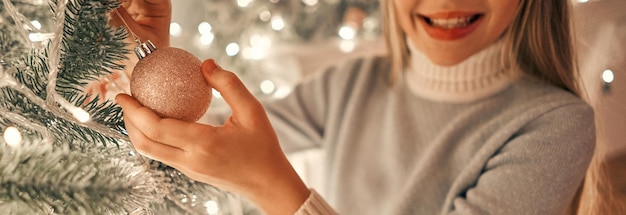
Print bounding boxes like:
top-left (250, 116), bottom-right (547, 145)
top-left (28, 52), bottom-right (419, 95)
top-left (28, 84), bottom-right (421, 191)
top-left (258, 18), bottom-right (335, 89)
top-left (134, 40), bottom-right (157, 60)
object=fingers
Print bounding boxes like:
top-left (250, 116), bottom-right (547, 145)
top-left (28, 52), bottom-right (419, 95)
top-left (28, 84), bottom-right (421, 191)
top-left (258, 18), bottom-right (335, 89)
top-left (124, 116), bottom-right (185, 165)
top-left (201, 60), bottom-right (265, 124)
top-left (109, 0), bottom-right (172, 47)
top-left (116, 93), bottom-right (214, 148)
top-left (109, 6), bottom-right (139, 30)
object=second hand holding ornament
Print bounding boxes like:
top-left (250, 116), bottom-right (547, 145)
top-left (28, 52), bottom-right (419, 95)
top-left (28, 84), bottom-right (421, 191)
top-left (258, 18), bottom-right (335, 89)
top-left (131, 41), bottom-right (212, 122)
top-left (114, 8), bottom-right (212, 122)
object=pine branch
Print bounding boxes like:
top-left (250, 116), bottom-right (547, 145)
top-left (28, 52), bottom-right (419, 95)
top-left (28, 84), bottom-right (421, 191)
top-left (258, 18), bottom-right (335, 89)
top-left (0, 142), bottom-right (162, 214)
top-left (0, 0), bottom-right (235, 214)
top-left (0, 1), bottom-right (52, 65)
top-left (55, 0), bottom-right (128, 132)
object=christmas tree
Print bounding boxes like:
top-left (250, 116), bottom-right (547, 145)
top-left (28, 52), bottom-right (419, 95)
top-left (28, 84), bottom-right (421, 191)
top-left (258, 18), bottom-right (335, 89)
top-left (0, 0), bottom-right (239, 214)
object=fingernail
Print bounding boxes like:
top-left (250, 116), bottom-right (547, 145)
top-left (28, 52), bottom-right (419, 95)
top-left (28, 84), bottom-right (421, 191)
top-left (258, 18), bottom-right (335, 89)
top-left (114, 93), bottom-right (127, 104)
top-left (201, 59), bottom-right (219, 76)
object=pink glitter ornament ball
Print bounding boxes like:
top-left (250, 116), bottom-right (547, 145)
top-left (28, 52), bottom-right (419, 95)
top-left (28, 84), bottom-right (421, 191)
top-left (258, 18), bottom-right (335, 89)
top-left (130, 43), bottom-right (212, 122)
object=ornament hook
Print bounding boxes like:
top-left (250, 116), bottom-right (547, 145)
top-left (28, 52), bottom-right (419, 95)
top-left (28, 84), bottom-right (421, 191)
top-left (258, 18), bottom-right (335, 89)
top-left (134, 40), bottom-right (157, 60)
top-left (113, 7), bottom-right (158, 59)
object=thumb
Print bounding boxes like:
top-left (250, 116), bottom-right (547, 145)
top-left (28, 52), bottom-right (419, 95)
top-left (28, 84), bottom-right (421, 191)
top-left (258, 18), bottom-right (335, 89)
top-left (201, 59), bottom-right (264, 121)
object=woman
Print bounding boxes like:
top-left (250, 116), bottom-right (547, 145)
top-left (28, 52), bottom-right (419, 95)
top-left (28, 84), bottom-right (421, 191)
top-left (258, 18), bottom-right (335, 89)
top-left (115, 0), bottom-right (595, 214)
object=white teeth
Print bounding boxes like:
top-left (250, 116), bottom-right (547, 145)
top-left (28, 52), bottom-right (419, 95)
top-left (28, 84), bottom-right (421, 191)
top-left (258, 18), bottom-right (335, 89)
top-left (430, 16), bottom-right (474, 29)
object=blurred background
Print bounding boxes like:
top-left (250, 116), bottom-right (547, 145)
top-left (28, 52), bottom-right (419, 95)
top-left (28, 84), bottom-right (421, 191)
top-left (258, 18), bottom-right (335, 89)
top-left (168, 0), bottom-right (626, 211)
top-left (169, 0), bottom-right (384, 105)
top-left (146, 0), bottom-right (626, 211)
top-left (571, 0), bottom-right (626, 212)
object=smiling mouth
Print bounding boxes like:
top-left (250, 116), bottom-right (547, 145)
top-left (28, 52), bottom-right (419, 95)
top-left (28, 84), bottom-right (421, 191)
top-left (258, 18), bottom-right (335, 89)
top-left (419, 14), bottom-right (483, 29)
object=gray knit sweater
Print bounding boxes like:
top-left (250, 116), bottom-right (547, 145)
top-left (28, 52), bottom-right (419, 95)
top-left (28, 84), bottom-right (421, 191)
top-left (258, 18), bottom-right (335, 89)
top-left (251, 41), bottom-right (596, 215)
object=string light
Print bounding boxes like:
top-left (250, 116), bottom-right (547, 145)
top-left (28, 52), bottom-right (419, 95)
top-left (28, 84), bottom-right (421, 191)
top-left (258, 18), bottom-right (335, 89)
top-left (302, 0), bottom-right (318, 6)
top-left (225, 43), bottom-right (240, 56)
top-left (260, 80), bottom-right (276, 94)
top-left (3, 126), bottom-right (22, 147)
top-left (170, 22), bottom-right (182, 37)
top-left (338, 25), bottom-right (356, 40)
top-left (28, 33), bottom-right (44, 42)
top-left (274, 85), bottom-right (292, 99)
top-left (211, 89), bottom-right (222, 99)
top-left (339, 40), bottom-right (356, 53)
top-left (237, 0), bottom-right (253, 7)
top-left (200, 33), bottom-right (215, 45)
top-left (204, 200), bottom-right (219, 215)
top-left (242, 47), bottom-right (268, 60)
top-left (271, 16), bottom-right (285, 31)
top-left (259, 10), bottom-right (272, 22)
top-left (602, 69), bottom-right (614, 84)
top-left (249, 34), bottom-right (271, 48)
top-left (198, 22), bottom-right (212, 35)
top-left (71, 107), bottom-right (90, 123)
top-left (30, 20), bottom-right (42, 30)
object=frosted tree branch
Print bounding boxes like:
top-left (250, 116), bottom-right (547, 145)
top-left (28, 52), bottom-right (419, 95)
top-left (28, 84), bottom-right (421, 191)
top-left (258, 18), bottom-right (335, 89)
top-left (1, 0), bottom-right (40, 43)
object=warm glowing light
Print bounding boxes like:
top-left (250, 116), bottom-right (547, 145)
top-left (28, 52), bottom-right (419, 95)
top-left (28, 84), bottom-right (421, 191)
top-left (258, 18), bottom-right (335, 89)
top-left (237, 0), bottom-right (253, 7)
top-left (250, 34), bottom-right (272, 48)
top-left (577, 0), bottom-right (589, 3)
top-left (302, 0), bottom-right (318, 6)
top-left (3, 126), bottom-right (22, 147)
top-left (29, 33), bottom-right (44, 42)
top-left (259, 10), bottom-right (272, 22)
top-left (31, 20), bottom-right (42, 30)
top-left (225, 43), bottom-right (240, 56)
top-left (200, 33), bottom-right (215, 45)
top-left (338, 25), bottom-right (356, 40)
top-left (72, 107), bottom-right (91, 123)
top-left (204, 200), bottom-right (219, 214)
top-left (363, 17), bottom-right (377, 31)
top-left (339, 40), bottom-right (356, 53)
top-left (602, 69), bottom-right (614, 84)
top-left (260, 80), bottom-right (276, 94)
top-left (274, 86), bottom-right (292, 99)
top-left (28, 33), bottom-right (53, 42)
top-left (212, 89), bottom-right (222, 99)
top-left (198, 22), bottom-right (212, 35)
top-left (242, 47), bottom-right (267, 60)
top-left (271, 16), bottom-right (285, 31)
top-left (170, 22), bottom-right (182, 37)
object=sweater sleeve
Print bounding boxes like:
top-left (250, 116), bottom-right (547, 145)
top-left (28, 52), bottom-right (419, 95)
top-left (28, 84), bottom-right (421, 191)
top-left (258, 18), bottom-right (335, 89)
top-left (202, 62), bottom-right (342, 153)
top-left (295, 189), bottom-right (338, 215)
top-left (448, 103), bottom-right (596, 215)
top-left (260, 69), bottom-right (332, 153)
top-left (261, 56), bottom-right (377, 153)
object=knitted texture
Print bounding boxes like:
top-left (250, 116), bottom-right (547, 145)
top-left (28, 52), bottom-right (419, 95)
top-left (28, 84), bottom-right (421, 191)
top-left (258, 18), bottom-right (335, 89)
top-left (295, 189), bottom-right (338, 215)
top-left (207, 49), bottom-right (595, 214)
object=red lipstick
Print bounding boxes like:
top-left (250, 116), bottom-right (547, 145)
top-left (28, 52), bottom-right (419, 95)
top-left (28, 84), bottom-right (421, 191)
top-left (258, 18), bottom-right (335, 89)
top-left (418, 11), bottom-right (483, 41)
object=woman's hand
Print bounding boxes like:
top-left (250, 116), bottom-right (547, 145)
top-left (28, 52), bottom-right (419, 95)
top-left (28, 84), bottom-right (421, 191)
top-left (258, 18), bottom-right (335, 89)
top-left (116, 60), bottom-right (310, 215)
top-left (110, 0), bottom-right (171, 48)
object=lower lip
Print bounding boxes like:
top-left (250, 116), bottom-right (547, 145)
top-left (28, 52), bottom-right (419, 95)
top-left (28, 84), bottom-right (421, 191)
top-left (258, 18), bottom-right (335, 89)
top-left (419, 17), bottom-right (482, 41)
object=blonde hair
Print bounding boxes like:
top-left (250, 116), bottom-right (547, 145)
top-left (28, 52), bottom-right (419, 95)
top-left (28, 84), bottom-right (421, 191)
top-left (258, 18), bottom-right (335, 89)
top-left (382, 0), bottom-right (582, 97)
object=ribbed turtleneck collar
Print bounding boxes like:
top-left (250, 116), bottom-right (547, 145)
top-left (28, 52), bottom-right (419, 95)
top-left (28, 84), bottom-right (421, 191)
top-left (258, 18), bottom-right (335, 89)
top-left (405, 39), bottom-right (517, 103)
